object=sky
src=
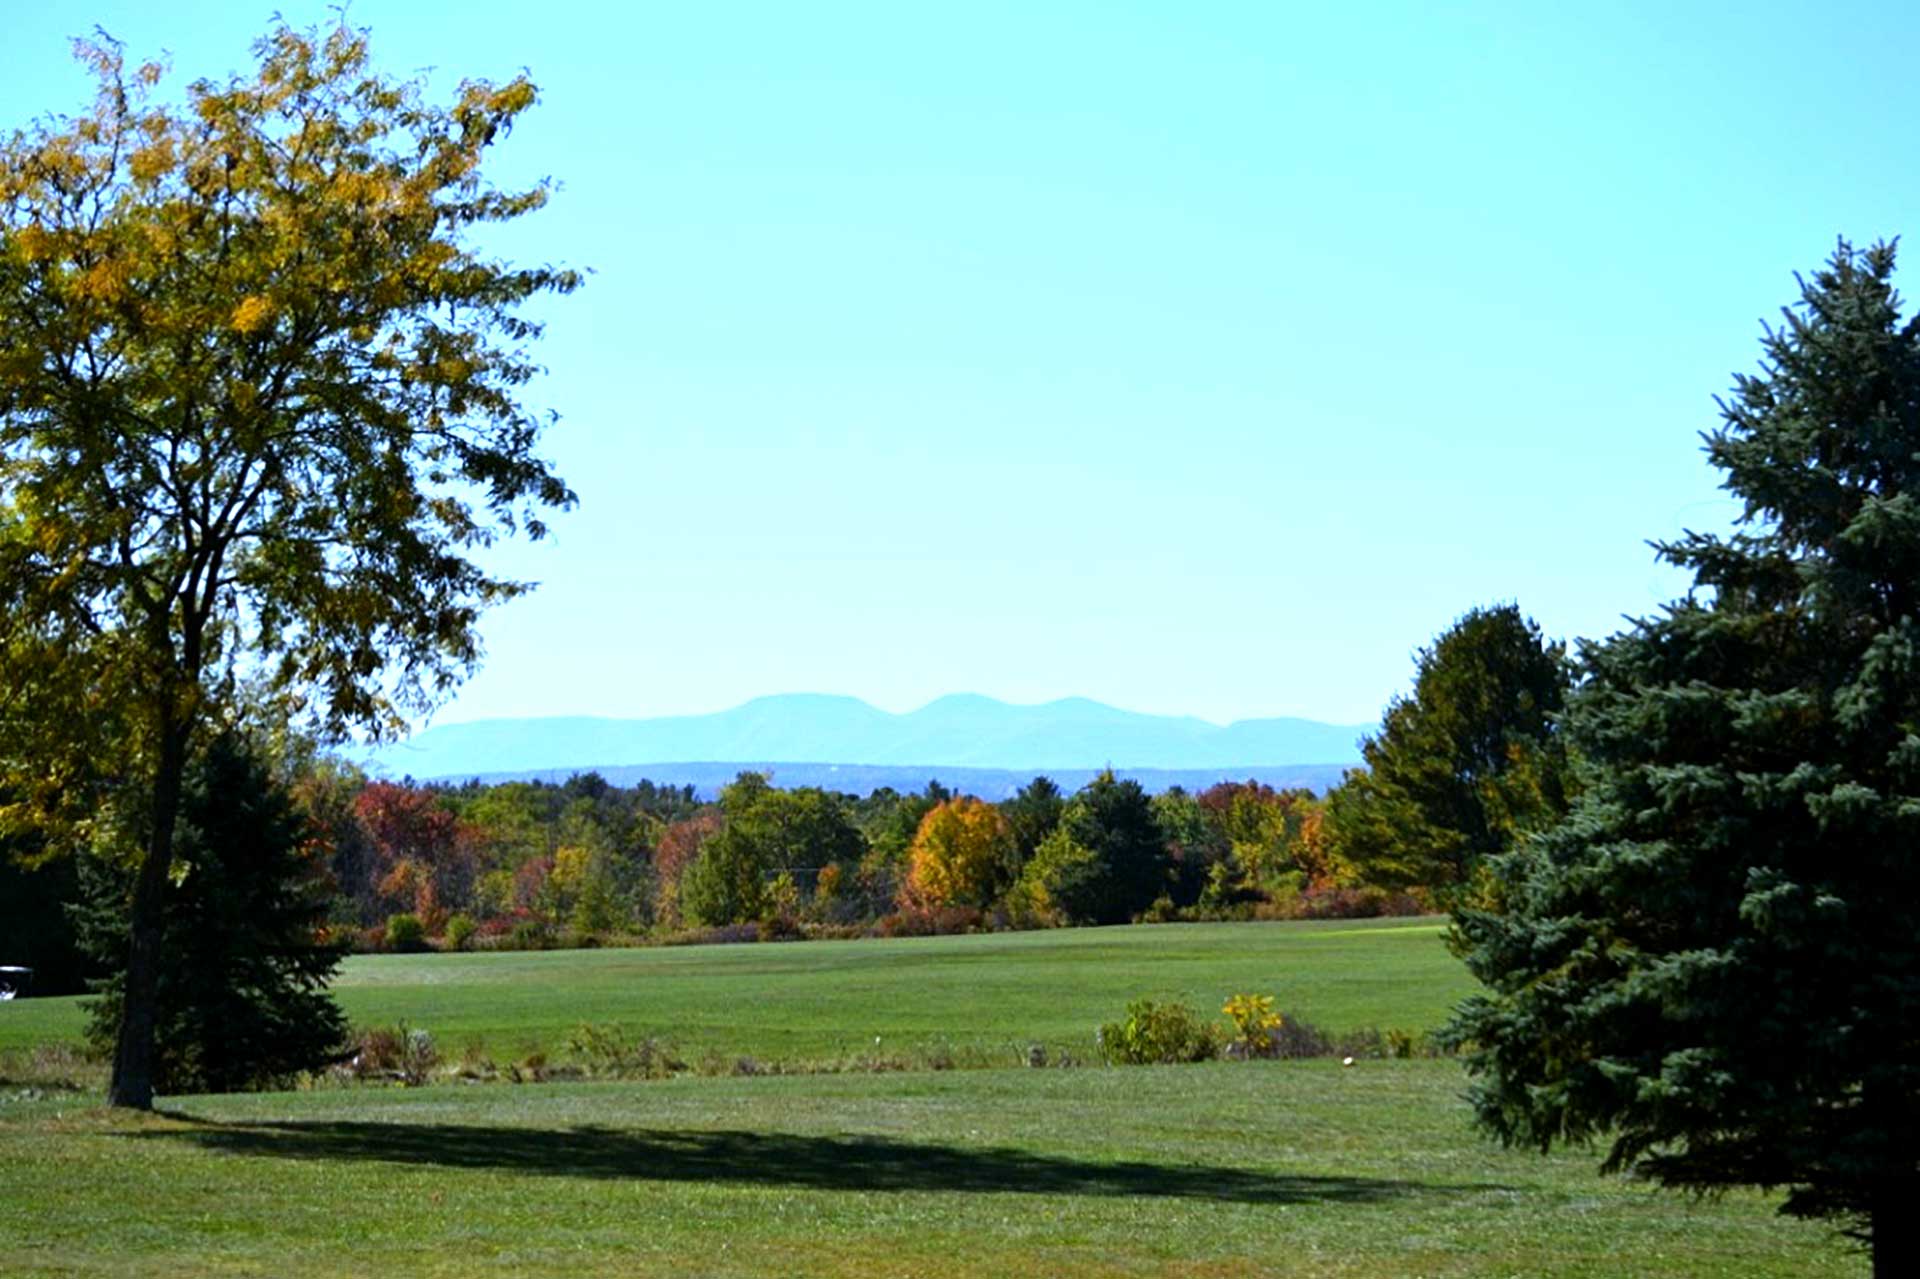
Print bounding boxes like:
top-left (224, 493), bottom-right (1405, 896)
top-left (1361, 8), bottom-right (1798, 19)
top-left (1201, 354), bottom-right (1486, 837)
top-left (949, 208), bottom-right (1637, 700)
top-left (4, 1), bottom-right (1915, 730)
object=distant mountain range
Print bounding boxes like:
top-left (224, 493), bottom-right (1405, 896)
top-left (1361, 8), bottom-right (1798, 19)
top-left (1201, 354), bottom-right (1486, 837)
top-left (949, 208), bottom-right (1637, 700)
top-left (416, 761), bottom-right (1355, 801)
top-left (366, 694), bottom-right (1370, 792)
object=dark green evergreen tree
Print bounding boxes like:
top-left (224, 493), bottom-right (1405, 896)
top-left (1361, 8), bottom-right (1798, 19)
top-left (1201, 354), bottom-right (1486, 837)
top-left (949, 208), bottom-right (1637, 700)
top-left (1059, 771), bottom-right (1170, 924)
top-left (78, 735), bottom-right (350, 1095)
top-left (1446, 241), bottom-right (1920, 1277)
top-left (1323, 603), bottom-right (1571, 892)
top-left (999, 775), bottom-right (1065, 887)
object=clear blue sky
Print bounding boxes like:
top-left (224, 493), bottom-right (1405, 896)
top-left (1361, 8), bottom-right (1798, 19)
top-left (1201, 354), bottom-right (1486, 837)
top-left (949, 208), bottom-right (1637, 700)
top-left (5, 2), bottom-right (1914, 728)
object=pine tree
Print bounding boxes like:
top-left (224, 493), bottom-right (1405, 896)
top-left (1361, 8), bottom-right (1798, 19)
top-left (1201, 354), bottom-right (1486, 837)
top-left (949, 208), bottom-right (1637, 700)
top-left (77, 735), bottom-right (350, 1095)
top-left (1446, 241), bottom-right (1920, 1276)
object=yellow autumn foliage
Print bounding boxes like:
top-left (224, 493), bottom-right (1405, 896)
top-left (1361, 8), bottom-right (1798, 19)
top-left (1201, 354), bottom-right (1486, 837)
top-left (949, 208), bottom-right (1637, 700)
top-left (903, 797), bottom-right (1013, 911)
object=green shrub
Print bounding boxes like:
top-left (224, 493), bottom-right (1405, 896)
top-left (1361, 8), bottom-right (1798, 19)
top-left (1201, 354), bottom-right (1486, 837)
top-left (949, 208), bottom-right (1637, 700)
top-left (1098, 998), bottom-right (1221, 1065)
top-left (1141, 894), bottom-right (1180, 923)
top-left (443, 913), bottom-right (477, 952)
top-left (564, 1023), bottom-right (684, 1079)
top-left (506, 919), bottom-right (554, 951)
top-left (385, 913), bottom-right (427, 953)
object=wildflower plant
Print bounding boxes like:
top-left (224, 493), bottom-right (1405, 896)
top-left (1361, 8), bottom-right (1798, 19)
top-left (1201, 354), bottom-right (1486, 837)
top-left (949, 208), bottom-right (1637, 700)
top-left (1223, 993), bottom-right (1283, 1056)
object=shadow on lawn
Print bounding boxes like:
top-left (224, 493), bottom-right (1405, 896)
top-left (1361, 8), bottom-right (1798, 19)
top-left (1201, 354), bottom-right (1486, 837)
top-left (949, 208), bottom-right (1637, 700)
top-left (128, 1118), bottom-right (1499, 1206)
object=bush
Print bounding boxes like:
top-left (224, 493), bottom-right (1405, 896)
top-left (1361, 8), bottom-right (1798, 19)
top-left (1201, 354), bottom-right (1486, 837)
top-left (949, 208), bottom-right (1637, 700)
top-left (564, 1023), bottom-right (684, 1079)
top-left (1265, 1014), bottom-right (1335, 1059)
top-left (443, 913), bottom-right (477, 952)
top-left (758, 912), bottom-right (805, 942)
top-left (1098, 998), bottom-right (1221, 1064)
top-left (876, 905), bottom-right (983, 938)
top-left (1140, 894), bottom-right (1180, 923)
top-left (1294, 886), bottom-right (1428, 920)
top-left (349, 1023), bottom-right (439, 1085)
top-left (655, 922), bottom-right (761, 947)
top-left (506, 919), bottom-right (554, 951)
top-left (385, 913), bottom-right (428, 953)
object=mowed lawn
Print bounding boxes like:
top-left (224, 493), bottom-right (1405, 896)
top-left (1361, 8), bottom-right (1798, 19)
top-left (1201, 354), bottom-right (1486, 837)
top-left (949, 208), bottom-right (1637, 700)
top-left (0, 918), bottom-right (1477, 1066)
top-left (0, 1062), bottom-right (1856, 1278)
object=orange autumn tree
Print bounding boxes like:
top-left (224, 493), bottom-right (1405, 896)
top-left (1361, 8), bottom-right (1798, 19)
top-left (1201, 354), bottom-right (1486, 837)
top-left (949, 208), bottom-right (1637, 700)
top-left (901, 797), bottom-right (1014, 911)
top-left (353, 781), bottom-right (479, 931)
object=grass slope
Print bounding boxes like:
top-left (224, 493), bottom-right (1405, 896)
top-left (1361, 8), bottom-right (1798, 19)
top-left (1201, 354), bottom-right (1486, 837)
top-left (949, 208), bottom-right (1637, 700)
top-left (0, 918), bottom-right (1475, 1065)
top-left (0, 1062), bottom-right (1856, 1278)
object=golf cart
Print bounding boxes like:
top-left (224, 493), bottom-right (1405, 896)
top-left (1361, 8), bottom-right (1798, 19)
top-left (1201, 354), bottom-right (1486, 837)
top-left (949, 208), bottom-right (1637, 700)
top-left (0, 967), bottom-right (31, 1000)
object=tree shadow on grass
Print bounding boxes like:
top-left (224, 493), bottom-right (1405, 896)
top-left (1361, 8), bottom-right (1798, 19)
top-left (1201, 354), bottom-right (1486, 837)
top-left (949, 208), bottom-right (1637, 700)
top-left (128, 1118), bottom-right (1505, 1206)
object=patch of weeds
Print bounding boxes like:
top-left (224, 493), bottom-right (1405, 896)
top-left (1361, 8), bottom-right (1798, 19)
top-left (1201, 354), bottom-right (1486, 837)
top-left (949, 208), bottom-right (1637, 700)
top-left (0, 1044), bottom-right (105, 1095)
top-left (564, 1023), bottom-right (685, 1080)
top-left (694, 1051), bottom-right (777, 1077)
top-left (347, 1023), bottom-right (440, 1085)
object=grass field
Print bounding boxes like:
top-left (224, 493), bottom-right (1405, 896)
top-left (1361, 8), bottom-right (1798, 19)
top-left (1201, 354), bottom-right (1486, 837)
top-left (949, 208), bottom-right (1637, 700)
top-left (0, 1063), bottom-right (1857, 1278)
top-left (0, 919), bottom-right (1865, 1276)
top-left (0, 918), bottom-right (1477, 1067)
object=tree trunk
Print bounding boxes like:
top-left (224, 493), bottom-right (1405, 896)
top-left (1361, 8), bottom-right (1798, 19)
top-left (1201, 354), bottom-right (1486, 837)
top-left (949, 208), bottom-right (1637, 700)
top-left (105, 725), bottom-right (188, 1111)
top-left (1873, 1176), bottom-right (1918, 1279)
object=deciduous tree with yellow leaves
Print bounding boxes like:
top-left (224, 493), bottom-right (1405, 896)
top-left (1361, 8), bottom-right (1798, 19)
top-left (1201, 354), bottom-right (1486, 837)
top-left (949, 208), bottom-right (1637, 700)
top-left (902, 796), bottom-right (1014, 911)
top-left (0, 21), bottom-right (578, 1109)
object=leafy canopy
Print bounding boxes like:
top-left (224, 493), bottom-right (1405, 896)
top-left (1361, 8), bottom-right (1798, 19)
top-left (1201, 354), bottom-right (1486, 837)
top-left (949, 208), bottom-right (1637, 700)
top-left (903, 796), bottom-right (1014, 910)
top-left (0, 21), bottom-right (579, 829)
top-left (682, 774), bottom-right (865, 926)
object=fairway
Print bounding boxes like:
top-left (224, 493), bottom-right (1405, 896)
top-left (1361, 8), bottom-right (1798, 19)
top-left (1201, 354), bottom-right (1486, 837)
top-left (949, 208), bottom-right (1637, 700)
top-left (0, 1061), bottom-right (1855, 1278)
top-left (0, 918), bottom-right (1475, 1067)
top-left (0, 915), bottom-right (1865, 1276)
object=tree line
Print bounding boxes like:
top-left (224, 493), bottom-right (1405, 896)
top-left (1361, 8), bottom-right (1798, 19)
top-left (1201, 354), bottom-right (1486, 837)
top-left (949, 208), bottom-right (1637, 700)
top-left (321, 597), bottom-right (1566, 949)
top-left (2, 596), bottom-right (1571, 1019)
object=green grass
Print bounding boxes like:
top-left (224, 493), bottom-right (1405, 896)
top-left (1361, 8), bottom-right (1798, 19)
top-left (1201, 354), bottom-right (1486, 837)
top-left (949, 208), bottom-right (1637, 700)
top-left (0, 917), bottom-right (1477, 1066)
top-left (0, 919), bottom-right (1858, 1275)
top-left (0, 1061), bottom-right (1858, 1277)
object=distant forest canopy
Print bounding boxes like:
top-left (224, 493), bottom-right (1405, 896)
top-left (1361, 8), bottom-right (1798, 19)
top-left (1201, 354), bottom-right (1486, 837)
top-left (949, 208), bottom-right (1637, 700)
top-left (329, 602), bottom-right (1562, 955)
top-left (0, 764), bottom-right (1398, 992)
top-left (318, 766), bottom-right (1402, 950)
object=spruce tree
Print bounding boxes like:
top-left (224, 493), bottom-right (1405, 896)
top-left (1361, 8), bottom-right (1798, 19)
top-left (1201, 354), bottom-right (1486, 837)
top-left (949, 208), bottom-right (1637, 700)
top-left (78, 735), bottom-right (350, 1095)
top-left (1447, 241), bottom-right (1920, 1276)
